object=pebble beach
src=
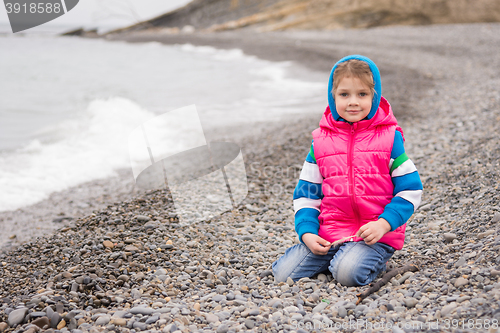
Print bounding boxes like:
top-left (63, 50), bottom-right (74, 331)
top-left (2, 23), bottom-right (500, 333)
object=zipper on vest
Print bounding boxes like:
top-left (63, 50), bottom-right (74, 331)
top-left (348, 123), bottom-right (361, 234)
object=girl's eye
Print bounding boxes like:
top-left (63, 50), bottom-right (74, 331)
top-left (360, 92), bottom-right (367, 97)
top-left (340, 93), bottom-right (348, 97)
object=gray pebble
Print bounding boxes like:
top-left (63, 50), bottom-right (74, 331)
top-left (338, 306), bottom-right (347, 318)
top-left (313, 302), bottom-right (328, 313)
top-left (441, 303), bottom-right (457, 317)
top-left (129, 307), bottom-right (154, 315)
top-left (244, 319), bottom-right (255, 329)
top-left (404, 298), bottom-right (418, 308)
top-left (443, 233), bottom-right (457, 242)
top-left (133, 321), bottom-right (148, 331)
top-left (7, 308), bottom-right (27, 327)
top-left (212, 294), bottom-right (226, 302)
top-left (216, 324), bottom-right (229, 333)
top-left (95, 315), bottom-right (110, 326)
top-left (454, 277), bottom-right (468, 288)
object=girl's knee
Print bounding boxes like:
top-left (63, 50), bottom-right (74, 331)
top-left (272, 260), bottom-right (288, 283)
top-left (330, 242), bottom-right (392, 286)
top-left (331, 259), bottom-right (365, 286)
top-left (271, 243), bottom-right (308, 283)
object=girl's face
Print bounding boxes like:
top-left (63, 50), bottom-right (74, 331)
top-left (334, 76), bottom-right (373, 123)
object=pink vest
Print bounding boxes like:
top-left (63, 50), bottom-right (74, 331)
top-left (312, 97), bottom-right (406, 250)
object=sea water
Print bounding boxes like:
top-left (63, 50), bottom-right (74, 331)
top-left (0, 34), bottom-right (325, 213)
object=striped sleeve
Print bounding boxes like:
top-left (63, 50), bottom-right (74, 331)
top-left (293, 142), bottom-right (324, 243)
top-left (379, 131), bottom-right (423, 231)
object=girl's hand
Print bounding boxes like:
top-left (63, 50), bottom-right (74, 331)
top-left (356, 218), bottom-right (391, 245)
top-left (302, 233), bottom-right (331, 255)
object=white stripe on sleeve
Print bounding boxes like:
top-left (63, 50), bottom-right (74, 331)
top-left (299, 161), bottom-right (323, 184)
top-left (293, 197), bottom-right (321, 213)
top-left (392, 159), bottom-right (417, 177)
top-left (395, 190), bottom-right (423, 212)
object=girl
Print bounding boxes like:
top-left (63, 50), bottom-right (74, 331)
top-left (272, 55), bottom-right (423, 286)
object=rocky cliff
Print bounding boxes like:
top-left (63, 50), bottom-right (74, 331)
top-left (113, 0), bottom-right (500, 33)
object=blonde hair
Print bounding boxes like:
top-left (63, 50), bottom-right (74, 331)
top-left (332, 60), bottom-right (375, 96)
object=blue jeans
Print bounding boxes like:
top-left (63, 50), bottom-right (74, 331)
top-left (272, 241), bottom-right (395, 286)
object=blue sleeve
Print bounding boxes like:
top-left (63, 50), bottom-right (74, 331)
top-left (293, 142), bottom-right (323, 242)
top-left (379, 131), bottom-right (423, 231)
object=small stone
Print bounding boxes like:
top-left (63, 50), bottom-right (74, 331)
top-left (260, 270), bottom-right (273, 278)
top-left (117, 275), bottom-right (130, 282)
top-left (286, 277), bottom-right (294, 286)
top-left (133, 321), bottom-right (148, 331)
top-left (103, 240), bottom-right (114, 248)
top-left (398, 272), bottom-right (414, 284)
top-left (154, 268), bottom-right (167, 276)
top-left (404, 298), bottom-right (418, 308)
top-left (492, 212), bottom-right (500, 223)
top-left (152, 302), bottom-right (164, 308)
top-left (56, 302), bottom-right (64, 314)
top-left (112, 318), bottom-right (127, 326)
top-left (478, 229), bottom-right (495, 239)
top-left (0, 322), bottom-right (8, 332)
top-left (248, 309), bottom-right (260, 316)
top-left (212, 294), bottom-right (226, 302)
top-left (244, 319), bottom-right (255, 329)
top-left (443, 233), bottom-right (456, 243)
top-left (68, 318), bottom-right (77, 330)
top-left (8, 308), bottom-right (28, 327)
top-left (130, 289), bottom-right (142, 299)
top-left (145, 315), bottom-right (159, 325)
top-left (32, 316), bottom-right (50, 329)
top-left (338, 306), bottom-right (347, 318)
top-left (455, 257), bottom-right (466, 267)
top-left (136, 215), bottom-right (150, 222)
top-left (256, 229), bottom-right (268, 237)
top-left (193, 303), bottom-right (200, 311)
top-left (95, 316), bottom-right (110, 326)
top-left (308, 293), bottom-right (320, 303)
top-left (216, 324), bottom-right (229, 333)
top-left (313, 301), bottom-right (329, 313)
top-left (454, 277), bottom-right (468, 288)
top-left (130, 307), bottom-right (154, 315)
top-left (204, 313), bottom-right (219, 323)
top-left (125, 245), bottom-right (139, 252)
top-left (317, 273), bottom-right (328, 283)
top-left (441, 303), bottom-right (457, 316)
top-left (57, 319), bottom-right (66, 329)
top-left (471, 297), bottom-right (487, 306)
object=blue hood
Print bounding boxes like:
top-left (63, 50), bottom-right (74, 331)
top-left (327, 55), bottom-right (382, 121)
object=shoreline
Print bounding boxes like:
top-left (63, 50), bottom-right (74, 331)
top-left (2, 23), bottom-right (500, 332)
top-left (0, 114), bottom-right (319, 253)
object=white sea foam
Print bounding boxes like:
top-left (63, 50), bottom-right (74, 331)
top-left (0, 36), bottom-right (325, 212)
top-left (0, 98), bottom-right (154, 211)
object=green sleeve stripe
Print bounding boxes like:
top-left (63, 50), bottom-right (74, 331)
top-left (390, 152), bottom-right (409, 173)
top-left (309, 144), bottom-right (316, 162)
